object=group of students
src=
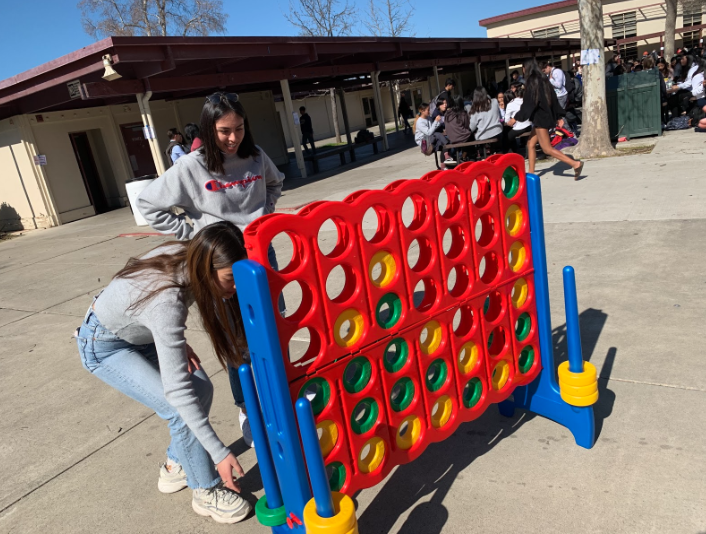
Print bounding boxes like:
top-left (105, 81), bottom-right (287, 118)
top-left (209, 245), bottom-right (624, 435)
top-left (76, 92), bottom-right (286, 524)
top-left (606, 48), bottom-right (706, 131)
top-left (413, 58), bottom-right (584, 178)
top-left (164, 122), bottom-right (204, 166)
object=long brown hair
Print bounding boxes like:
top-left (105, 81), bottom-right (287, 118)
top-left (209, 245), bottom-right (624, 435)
top-left (113, 222), bottom-right (248, 369)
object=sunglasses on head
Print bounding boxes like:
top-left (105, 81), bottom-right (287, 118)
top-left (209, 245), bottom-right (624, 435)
top-left (206, 92), bottom-right (239, 105)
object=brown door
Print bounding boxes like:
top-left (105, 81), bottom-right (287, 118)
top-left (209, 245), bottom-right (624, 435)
top-left (120, 122), bottom-right (157, 178)
top-left (69, 132), bottom-right (109, 214)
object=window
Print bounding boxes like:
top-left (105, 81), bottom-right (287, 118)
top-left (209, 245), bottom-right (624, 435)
top-left (532, 26), bottom-right (560, 39)
top-left (611, 11), bottom-right (637, 39)
top-left (618, 42), bottom-right (639, 62)
top-left (683, 30), bottom-right (701, 49)
top-left (682, 9), bottom-right (702, 27)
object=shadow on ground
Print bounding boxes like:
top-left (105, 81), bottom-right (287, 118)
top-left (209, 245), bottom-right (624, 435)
top-left (357, 308), bottom-right (616, 534)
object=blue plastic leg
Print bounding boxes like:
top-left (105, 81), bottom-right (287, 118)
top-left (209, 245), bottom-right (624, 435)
top-left (498, 173), bottom-right (596, 449)
top-left (232, 260), bottom-right (311, 526)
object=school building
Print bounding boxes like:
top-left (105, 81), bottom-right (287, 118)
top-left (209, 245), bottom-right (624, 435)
top-left (0, 36), bottom-right (584, 231)
top-left (480, 0), bottom-right (704, 64)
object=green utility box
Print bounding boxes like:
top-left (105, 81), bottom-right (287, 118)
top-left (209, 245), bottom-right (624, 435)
top-left (606, 70), bottom-right (662, 140)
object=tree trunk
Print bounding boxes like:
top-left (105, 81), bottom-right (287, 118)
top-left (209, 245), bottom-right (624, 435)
top-left (664, 0), bottom-right (678, 60)
top-left (573, 0), bottom-right (616, 158)
top-left (330, 88), bottom-right (341, 143)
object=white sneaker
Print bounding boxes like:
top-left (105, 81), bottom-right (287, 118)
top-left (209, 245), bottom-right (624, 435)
top-left (239, 410), bottom-right (254, 448)
top-left (192, 484), bottom-right (252, 524)
top-left (158, 460), bottom-right (188, 494)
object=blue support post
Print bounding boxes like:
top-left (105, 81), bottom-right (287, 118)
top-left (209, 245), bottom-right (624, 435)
top-left (498, 173), bottom-right (596, 449)
top-left (295, 398), bottom-right (335, 518)
top-left (562, 266), bottom-right (584, 373)
top-left (238, 364), bottom-right (283, 510)
top-left (232, 259), bottom-right (312, 526)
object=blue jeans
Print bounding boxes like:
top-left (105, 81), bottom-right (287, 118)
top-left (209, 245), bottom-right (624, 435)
top-left (76, 307), bottom-right (220, 489)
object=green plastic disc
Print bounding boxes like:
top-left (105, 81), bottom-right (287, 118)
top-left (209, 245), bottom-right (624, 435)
top-left (255, 495), bottom-right (287, 527)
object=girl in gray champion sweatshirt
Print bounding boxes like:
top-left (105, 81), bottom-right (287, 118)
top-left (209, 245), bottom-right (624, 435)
top-left (137, 93), bottom-right (284, 241)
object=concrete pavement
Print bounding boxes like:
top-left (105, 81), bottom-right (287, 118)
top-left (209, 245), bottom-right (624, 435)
top-left (1, 130), bottom-right (705, 533)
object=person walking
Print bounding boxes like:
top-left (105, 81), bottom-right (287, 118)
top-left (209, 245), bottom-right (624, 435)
top-left (137, 92), bottom-right (285, 446)
top-left (515, 59), bottom-right (584, 179)
top-left (165, 128), bottom-right (188, 166)
top-left (75, 222), bottom-right (253, 524)
top-left (541, 61), bottom-right (569, 109)
top-left (299, 106), bottom-right (316, 153)
top-left (398, 98), bottom-right (413, 133)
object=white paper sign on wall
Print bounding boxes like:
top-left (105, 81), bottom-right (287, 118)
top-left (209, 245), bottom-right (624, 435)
top-left (581, 49), bottom-right (601, 66)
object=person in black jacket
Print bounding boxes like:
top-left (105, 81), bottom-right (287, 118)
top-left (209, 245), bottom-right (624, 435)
top-left (299, 106), bottom-right (315, 153)
top-left (515, 59), bottom-right (584, 179)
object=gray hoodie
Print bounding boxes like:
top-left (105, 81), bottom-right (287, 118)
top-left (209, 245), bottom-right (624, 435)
top-left (137, 148), bottom-right (284, 240)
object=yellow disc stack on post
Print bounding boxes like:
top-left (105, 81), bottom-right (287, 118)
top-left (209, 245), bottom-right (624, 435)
top-left (303, 492), bottom-right (359, 534)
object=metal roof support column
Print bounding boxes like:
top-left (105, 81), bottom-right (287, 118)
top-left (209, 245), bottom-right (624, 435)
top-left (475, 62), bottom-right (482, 87)
top-left (389, 82), bottom-right (399, 133)
top-left (335, 87), bottom-right (353, 147)
top-left (455, 74), bottom-right (464, 101)
top-left (136, 92), bottom-right (167, 176)
top-left (433, 66), bottom-right (441, 95)
top-left (371, 71), bottom-right (389, 151)
top-left (505, 59), bottom-right (511, 86)
top-left (280, 78), bottom-right (307, 178)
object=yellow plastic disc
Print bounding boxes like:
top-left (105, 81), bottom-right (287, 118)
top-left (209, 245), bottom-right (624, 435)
top-left (303, 492), bottom-right (358, 534)
top-left (511, 278), bottom-right (529, 309)
top-left (491, 360), bottom-right (510, 390)
top-left (560, 389), bottom-right (599, 407)
top-left (508, 241), bottom-right (527, 273)
top-left (558, 361), bottom-right (597, 387)
top-left (559, 381), bottom-right (598, 397)
top-left (333, 309), bottom-right (365, 348)
top-left (369, 251), bottom-right (397, 288)
top-left (505, 205), bottom-right (524, 237)
top-left (457, 342), bottom-right (479, 375)
top-left (396, 415), bottom-right (421, 450)
top-left (316, 420), bottom-right (339, 457)
top-left (358, 436), bottom-right (386, 474)
top-left (419, 320), bottom-right (443, 355)
top-left (430, 395), bottom-right (453, 428)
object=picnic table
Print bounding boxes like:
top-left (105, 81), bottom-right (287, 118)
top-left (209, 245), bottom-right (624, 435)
top-left (303, 136), bottom-right (382, 174)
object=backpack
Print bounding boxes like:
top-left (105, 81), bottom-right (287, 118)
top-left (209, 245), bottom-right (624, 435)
top-left (665, 116), bottom-right (690, 130)
top-left (562, 70), bottom-right (576, 101)
top-left (572, 79), bottom-right (584, 104)
top-left (550, 126), bottom-right (575, 147)
top-left (420, 133), bottom-right (435, 155)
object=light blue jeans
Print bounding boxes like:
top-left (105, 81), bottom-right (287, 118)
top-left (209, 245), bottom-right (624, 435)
top-left (76, 306), bottom-right (220, 489)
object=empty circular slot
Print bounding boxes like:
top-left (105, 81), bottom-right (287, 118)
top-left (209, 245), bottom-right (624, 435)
top-left (402, 194), bottom-right (429, 230)
top-left (471, 175), bottom-right (492, 208)
top-left (511, 278), bottom-right (529, 309)
top-left (463, 378), bottom-right (483, 408)
top-left (298, 377), bottom-right (331, 415)
top-left (413, 278), bottom-right (438, 312)
top-left (487, 326), bottom-right (507, 358)
top-left (289, 327), bottom-right (321, 368)
top-left (505, 205), bottom-right (524, 237)
top-left (376, 293), bottom-right (402, 329)
top-left (318, 218), bottom-right (347, 258)
top-left (479, 252), bottom-right (500, 285)
top-left (442, 225), bottom-right (466, 259)
top-left (475, 214), bottom-right (497, 247)
top-left (458, 341), bottom-right (479, 374)
top-left (515, 313), bottom-right (532, 341)
top-left (419, 320), bottom-right (443, 355)
top-left (452, 305), bottom-right (474, 337)
top-left (519, 346), bottom-right (535, 374)
top-left (390, 377), bottom-right (415, 412)
top-left (369, 251), bottom-right (397, 288)
top-left (326, 264), bottom-right (357, 303)
top-left (333, 309), bottom-right (365, 348)
top-left (358, 437), bottom-right (386, 474)
top-left (438, 184), bottom-right (461, 218)
top-left (362, 206), bottom-right (390, 243)
top-left (483, 290), bottom-right (505, 323)
top-left (502, 166), bottom-right (520, 198)
top-left (447, 264), bottom-right (470, 298)
top-left (280, 280), bottom-right (303, 319)
top-left (351, 398), bottom-right (380, 435)
top-left (426, 359), bottom-right (449, 392)
top-left (396, 415), bottom-right (421, 450)
top-left (384, 338), bottom-right (409, 373)
top-left (343, 357), bottom-right (372, 394)
top-left (269, 232), bottom-right (298, 272)
top-left (326, 462), bottom-right (347, 491)
top-left (407, 237), bottom-right (433, 272)
top-left (316, 420), bottom-right (339, 456)
top-left (491, 360), bottom-right (510, 390)
top-left (430, 395), bottom-right (453, 428)
top-left (508, 241), bottom-right (528, 273)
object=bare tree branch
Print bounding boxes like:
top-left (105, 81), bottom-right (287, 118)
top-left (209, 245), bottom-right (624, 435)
top-left (363, 0), bottom-right (414, 36)
top-left (78, 0), bottom-right (227, 39)
top-left (285, 0), bottom-right (357, 37)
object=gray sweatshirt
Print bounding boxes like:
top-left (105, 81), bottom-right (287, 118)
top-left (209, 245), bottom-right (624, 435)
top-left (137, 148), bottom-right (284, 240)
top-left (93, 245), bottom-right (231, 464)
top-left (467, 99), bottom-right (503, 141)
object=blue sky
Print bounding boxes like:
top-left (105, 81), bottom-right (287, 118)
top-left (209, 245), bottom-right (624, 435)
top-left (0, 0), bottom-right (549, 81)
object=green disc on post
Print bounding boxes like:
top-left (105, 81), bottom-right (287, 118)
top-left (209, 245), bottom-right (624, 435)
top-left (343, 356), bottom-right (372, 394)
top-left (255, 496), bottom-right (287, 527)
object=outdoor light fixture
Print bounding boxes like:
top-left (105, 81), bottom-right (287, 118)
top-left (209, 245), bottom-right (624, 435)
top-left (102, 55), bottom-right (122, 81)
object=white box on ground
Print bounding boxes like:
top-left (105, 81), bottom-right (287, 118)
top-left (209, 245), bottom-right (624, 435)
top-left (125, 175), bottom-right (157, 226)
